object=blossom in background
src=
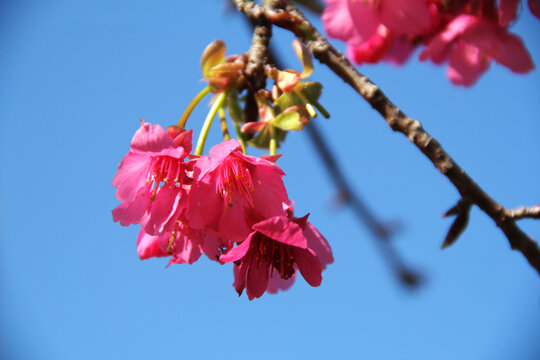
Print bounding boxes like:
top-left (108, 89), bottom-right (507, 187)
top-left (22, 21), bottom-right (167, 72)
top-left (420, 15), bottom-right (534, 86)
top-left (322, 0), bottom-right (431, 46)
top-left (112, 121), bottom-right (193, 235)
top-left (322, 0), bottom-right (537, 86)
top-left (186, 140), bottom-right (289, 245)
top-left (220, 212), bottom-right (333, 300)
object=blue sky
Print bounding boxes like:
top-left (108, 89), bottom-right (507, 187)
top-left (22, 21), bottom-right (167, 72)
top-left (1, 1), bottom-right (539, 359)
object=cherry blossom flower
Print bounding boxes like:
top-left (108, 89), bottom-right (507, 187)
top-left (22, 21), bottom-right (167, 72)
top-left (220, 213), bottom-right (333, 300)
top-left (186, 140), bottom-right (289, 245)
top-left (323, 0), bottom-right (432, 46)
top-left (322, 0), bottom-right (536, 85)
top-left (420, 15), bottom-right (535, 86)
top-left (112, 121), bottom-right (193, 235)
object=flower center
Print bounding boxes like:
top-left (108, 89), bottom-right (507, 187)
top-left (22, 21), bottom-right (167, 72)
top-left (147, 156), bottom-right (184, 200)
top-left (253, 234), bottom-right (296, 280)
top-left (216, 156), bottom-right (254, 208)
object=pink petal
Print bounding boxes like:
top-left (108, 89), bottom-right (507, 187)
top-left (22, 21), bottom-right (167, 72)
top-left (208, 140), bottom-right (242, 163)
top-left (220, 234), bottom-right (253, 263)
top-left (383, 35), bottom-right (415, 65)
top-left (112, 152), bottom-right (150, 202)
top-left (346, 25), bottom-right (391, 64)
top-left (380, 0), bottom-right (431, 35)
top-left (201, 231), bottom-right (222, 262)
top-left (246, 252), bottom-right (269, 300)
top-left (250, 166), bottom-right (289, 219)
top-left (347, 0), bottom-right (380, 44)
top-left (112, 189), bottom-right (147, 226)
top-left (136, 229), bottom-right (168, 259)
top-left (185, 177), bottom-right (221, 229)
top-left (233, 263), bottom-right (247, 296)
top-left (218, 201), bottom-right (252, 244)
top-left (499, 0), bottom-right (520, 27)
top-left (447, 41), bottom-right (490, 87)
top-left (304, 222), bottom-right (334, 269)
top-left (323, 0), bottom-right (367, 46)
top-left (191, 155), bottom-right (213, 181)
top-left (259, 154), bottom-right (281, 163)
top-left (252, 216), bottom-right (308, 249)
top-left (530, 0), bottom-right (540, 19)
top-left (170, 236), bottom-right (202, 265)
top-left (131, 121), bottom-right (177, 153)
top-left (267, 269), bottom-right (296, 294)
top-left (292, 248), bottom-right (322, 287)
top-left (143, 186), bottom-right (184, 235)
top-left (173, 129), bottom-right (193, 153)
top-left (420, 15), bottom-right (479, 64)
top-left (241, 154), bottom-right (285, 177)
top-left (463, 20), bottom-right (535, 73)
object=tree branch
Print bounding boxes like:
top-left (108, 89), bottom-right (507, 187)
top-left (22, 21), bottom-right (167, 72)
top-left (243, 10), bottom-right (272, 124)
top-left (506, 205), bottom-right (540, 220)
top-left (233, 0), bottom-right (540, 276)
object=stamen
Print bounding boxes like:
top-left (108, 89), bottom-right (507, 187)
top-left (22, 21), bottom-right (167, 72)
top-left (216, 156), bottom-right (254, 207)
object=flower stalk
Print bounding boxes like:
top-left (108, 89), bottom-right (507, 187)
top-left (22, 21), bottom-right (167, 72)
top-left (178, 86), bottom-right (212, 129)
top-left (194, 91), bottom-right (227, 155)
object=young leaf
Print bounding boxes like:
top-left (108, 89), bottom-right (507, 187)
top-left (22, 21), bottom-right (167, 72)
top-left (273, 111), bottom-right (304, 131)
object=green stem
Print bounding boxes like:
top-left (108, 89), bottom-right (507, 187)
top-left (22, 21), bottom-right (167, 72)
top-left (233, 122), bottom-right (247, 155)
top-left (269, 125), bottom-right (277, 155)
top-left (194, 91), bottom-right (226, 155)
top-left (294, 89), bottom-right (317, 117)
top-left (177, 86), bottom-right (212, 128)
top-left (306, 93), bottom-right (331, 119)
top-left (218, 107), bottom-right (231, 141)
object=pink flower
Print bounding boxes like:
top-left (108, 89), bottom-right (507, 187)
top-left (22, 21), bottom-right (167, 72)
top-left (136, 217), bottom-right (222, 265)
top-left (220, 213), bottom-right (333, 300)
top-left (323, 0), bottom-right (431, 46)
top-left (420, 15), bottom-right (534, 86)
top-left (186, 140), bottom-right (289, 245)
top-left (112, 121), bottom-right (193, 235)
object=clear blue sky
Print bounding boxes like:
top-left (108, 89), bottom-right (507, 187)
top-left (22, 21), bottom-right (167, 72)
top-left (1, 1), bottom-right (539, 359)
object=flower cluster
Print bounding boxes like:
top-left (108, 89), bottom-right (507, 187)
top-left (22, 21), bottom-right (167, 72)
top-left (113, 39), bottom-right (333, 299)
top-left (113, 123), bottom-right (333, 299)
top-left (323, 0), bottom-right (538, 86)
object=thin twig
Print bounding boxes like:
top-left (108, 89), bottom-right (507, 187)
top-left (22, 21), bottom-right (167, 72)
top-left (233, 0), bottom-right (540, 275)
top-left (306, 121), bottom-right (422, 287)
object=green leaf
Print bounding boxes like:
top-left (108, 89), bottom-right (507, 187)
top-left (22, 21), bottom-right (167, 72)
top-left (273, 111), bottom-right (303, 131)
top-left (274, 92), bottom-right (302, 113)
top-left (248, 126), bottom-right (287, 149)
